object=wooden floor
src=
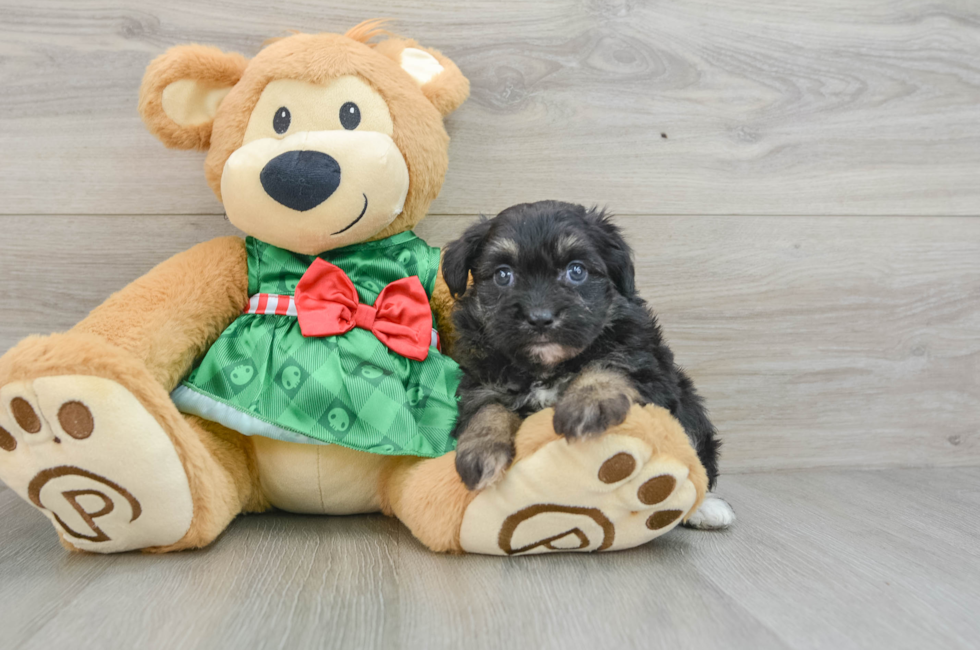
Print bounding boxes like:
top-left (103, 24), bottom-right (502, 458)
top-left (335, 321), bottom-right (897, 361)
top-left (2, 467), bottom-right (978, 650)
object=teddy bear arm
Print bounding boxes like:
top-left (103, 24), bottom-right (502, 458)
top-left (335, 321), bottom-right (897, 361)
top-left (73, 236), bottom-right (249, 390)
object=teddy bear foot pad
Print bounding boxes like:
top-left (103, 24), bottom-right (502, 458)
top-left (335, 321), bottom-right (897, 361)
top-left (460, 432), bottom-right (698, 555)
top-left (0, 376), bottom-right (193, 553)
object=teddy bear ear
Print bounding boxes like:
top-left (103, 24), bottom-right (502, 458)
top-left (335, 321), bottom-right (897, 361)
top-left (374, 38), bottom-right (470, 116)
top-left (138, 45), bottom-right (249, 151)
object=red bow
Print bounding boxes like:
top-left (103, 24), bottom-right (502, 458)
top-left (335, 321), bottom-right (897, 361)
top-left (294, 259), bottom-right (432, 362)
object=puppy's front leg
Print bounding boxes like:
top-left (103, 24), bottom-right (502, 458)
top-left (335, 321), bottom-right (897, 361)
top-left (554, 366), bottom-right (640, 439)
top-left (455, 404), bottom-right (522, 491)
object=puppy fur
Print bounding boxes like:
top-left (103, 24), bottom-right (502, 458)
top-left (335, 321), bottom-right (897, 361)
top-left (443, 201), bottom-right (720, 492)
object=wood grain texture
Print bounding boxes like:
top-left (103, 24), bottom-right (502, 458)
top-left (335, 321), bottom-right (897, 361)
top-left (1, 1), bottom-right (979, 216)
top-left (2, 467), bottom-right (978, 649)
top-left (1, 213), bottom-right (977, 472)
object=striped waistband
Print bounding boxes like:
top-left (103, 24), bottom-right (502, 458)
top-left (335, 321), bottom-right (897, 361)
top-left (246, 293), bottom-right (297, 316)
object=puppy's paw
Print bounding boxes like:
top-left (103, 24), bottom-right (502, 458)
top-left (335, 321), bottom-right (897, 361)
top-left (456, 442), bottom-right (515, 491)
top-left (683, 493), bottom-right (736, 530)
top-left (553, 392), bottom-right (632, 440)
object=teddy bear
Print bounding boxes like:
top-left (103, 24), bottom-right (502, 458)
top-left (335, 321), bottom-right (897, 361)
top-left (0, 22), bottom-right (707, 556)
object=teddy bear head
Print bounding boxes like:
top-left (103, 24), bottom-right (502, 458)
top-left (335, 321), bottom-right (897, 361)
top-left (138, 21), bottom-right (469, 255)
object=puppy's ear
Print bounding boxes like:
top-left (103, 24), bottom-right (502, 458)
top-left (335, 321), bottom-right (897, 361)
top-left (442, 218), bottom-right (492, 298)
top-left (584, 208), bottom-right (636, 297)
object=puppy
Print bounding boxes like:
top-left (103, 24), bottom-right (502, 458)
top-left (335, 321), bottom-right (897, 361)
top-left (442, 200), bottom-right (734, 529)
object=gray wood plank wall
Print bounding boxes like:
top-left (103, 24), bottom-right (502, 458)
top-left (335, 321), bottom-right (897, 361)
top-left (1, 1), bottom-right (978, 473)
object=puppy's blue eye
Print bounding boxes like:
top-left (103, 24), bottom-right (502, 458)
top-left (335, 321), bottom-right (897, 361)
top-left (494, 266), bottom-right (514, 287)
top-left (566, 262), bottom-right (588, 285)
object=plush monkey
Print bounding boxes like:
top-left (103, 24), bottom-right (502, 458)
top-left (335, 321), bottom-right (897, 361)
top-left (0, 22), bottom-right (707, 555)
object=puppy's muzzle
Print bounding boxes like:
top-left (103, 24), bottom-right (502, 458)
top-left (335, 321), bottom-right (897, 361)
top-left (526, 308), bottom-right (555, 331)
top-left (260, 150), bottom-right (341, 212)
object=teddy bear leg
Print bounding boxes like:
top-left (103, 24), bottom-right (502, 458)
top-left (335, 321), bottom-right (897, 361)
top-left (0, 238), bottom-right (266, 556)
top-left (457, 404), bottom-right (708, 555)
top-left (0, 235), bottom-right (258, 552)
top-left (381, 404), bottom-right (708, 555)
top-left (0, 333), bottom-right (264, 553)
top-left (146, 414), bottom-right (267, 553)
top-left (379, 454), bottom-right (476, 553)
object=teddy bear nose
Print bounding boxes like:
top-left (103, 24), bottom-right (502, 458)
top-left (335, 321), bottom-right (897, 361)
top-left (260, 150), bottom-right (341, 212)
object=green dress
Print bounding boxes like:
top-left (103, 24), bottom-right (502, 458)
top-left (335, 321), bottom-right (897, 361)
top-left (171, 232), bottom-right (460, 457)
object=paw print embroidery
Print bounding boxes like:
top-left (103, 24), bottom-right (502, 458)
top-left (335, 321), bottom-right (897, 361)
top-left (459, 409), bottom-right (701, 555)
top-left (496, 453), bottom-right (686, 553)
top-left (0, 376), bottom-right (194, 553)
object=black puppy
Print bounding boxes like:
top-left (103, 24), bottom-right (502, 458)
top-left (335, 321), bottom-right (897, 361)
top-left (443, 200), bottom-right (733, 528)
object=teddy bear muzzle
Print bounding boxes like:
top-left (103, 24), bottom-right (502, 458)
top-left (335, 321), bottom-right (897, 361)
top-left (220, 129), bottom-right (410, 254)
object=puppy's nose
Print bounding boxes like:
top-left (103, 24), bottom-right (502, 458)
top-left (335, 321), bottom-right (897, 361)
top-left (526, 308), bottom-right (555, 329)
top-left (260, 150), bottom-right (341, 212)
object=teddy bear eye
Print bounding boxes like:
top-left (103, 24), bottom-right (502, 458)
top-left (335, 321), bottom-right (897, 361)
top-left (273, 107), bottom-right (291, 135)
top-left (340, 102), bottom-right (361, 130)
